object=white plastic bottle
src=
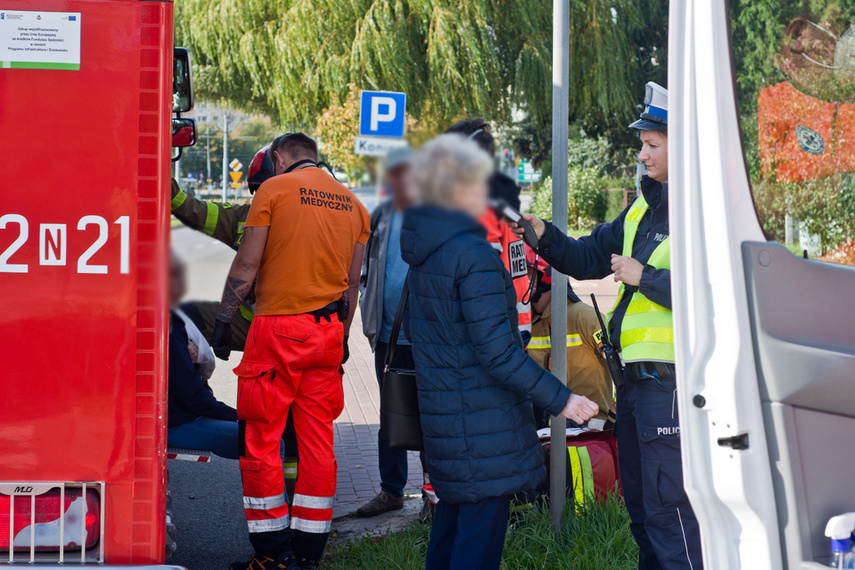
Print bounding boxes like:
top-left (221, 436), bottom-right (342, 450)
top-left (825, 513), bottom-right (855, 568)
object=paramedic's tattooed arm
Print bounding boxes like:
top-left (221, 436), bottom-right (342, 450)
top-left (217, 276), bottom-right (252, 322)
top-left (216, 225), bottom-right (270, 322)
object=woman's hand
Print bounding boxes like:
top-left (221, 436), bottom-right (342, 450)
top-left (611, 254), bottom-right (644, 286)
top-left (509, 213), bottom-right (546, 241)
top-left (560, 394), bottom-right (599, 424)
top-left (188, 340), bottom-right (199, 363)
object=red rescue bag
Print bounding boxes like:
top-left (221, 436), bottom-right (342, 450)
top-left (539, 429), bottom-right (621, 508)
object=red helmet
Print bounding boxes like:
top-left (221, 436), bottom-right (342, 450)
top-left (525, 244), bottom-right (551, 285)
top-left (247, 145), bottom-right (274, 194)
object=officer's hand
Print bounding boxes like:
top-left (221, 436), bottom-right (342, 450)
top-left (211, 317), bottom-right (232, 361)
top-left (341, 335), bottom-right (350, 365)
top-left (509, 213), bottom-right (546, 241)
top-left (611, 254), bottom-right (644, 286)
top-left (560, 394), bottom-right (599, 424)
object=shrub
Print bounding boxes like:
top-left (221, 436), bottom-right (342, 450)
top-left (530, 167), bottom-right (607, 229)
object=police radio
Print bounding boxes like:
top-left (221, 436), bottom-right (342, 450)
top-left (590, 294), bottom-right (625, 388)
top-left (489, 199), bottom-right (540, 250)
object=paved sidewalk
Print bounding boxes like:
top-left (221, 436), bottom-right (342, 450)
top-left (333, 318), bottom-right (423, 517)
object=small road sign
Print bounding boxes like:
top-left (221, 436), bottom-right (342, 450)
top-left (229, 171), bottom-right (242, 183)
top-left (229, 158), bottom-right (243, 171)
top-left (359, 91), bottom-right (406, 138)
top-left (354, 135), bottom-right (408, 157)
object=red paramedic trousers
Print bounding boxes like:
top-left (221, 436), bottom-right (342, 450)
top-left (234, 313), bottom-right (344, 558)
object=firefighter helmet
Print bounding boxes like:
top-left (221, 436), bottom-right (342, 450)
top-left (247, 145), bottom-right (274, 194)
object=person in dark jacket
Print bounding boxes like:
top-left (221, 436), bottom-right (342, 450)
top-left (401, 134), bottom-right (599, 570)
top-left (167, 253), bottom-right (239, 459)
top-left (511, 83), bottom-right (704, 570)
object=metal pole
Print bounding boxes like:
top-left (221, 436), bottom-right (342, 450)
top-left (222, 113), bottom-right (229, 202)
top-left (206, 121), bottom-right (212, 190)
top-left (549, 0), bottom-right (570, 532)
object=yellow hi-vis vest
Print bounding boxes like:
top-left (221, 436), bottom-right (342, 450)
top-left (607, 194), bottom-right (674, 363)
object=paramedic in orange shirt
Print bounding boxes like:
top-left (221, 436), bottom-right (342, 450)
top-left (210, 133), bottom-right (370, 570)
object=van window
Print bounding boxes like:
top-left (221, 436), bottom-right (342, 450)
top-left (729, 1), bottom-right (855, 263)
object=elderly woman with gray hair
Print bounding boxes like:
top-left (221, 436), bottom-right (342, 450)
top-left (400, 134), bottom-right (598, 569)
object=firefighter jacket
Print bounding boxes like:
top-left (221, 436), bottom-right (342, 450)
top-left (170, 179), bottom-right (256, 312)
top-left (758, 81), bottom-right (855, 183)
top-left (537, 176), bottom-right (672, 360)
top-left (528, 301), bottom-right (616, 422)
top-left (401, 204), bottom-right (571, 504)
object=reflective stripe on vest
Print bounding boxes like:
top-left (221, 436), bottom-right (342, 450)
top-left (607, 194), bottom-right (674, 363)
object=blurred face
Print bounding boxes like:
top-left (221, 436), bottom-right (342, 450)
top-left (638, 130), bottom-right (668, 183)
top-left (453, 179), bottom-right (488, 219)
top-left (169, 255), bottom-right (187, 308)
top-left (386, 164), bottom-right (413, 207)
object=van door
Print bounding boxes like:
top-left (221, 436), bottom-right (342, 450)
top-left (671, 1), bottom-right (855, 568)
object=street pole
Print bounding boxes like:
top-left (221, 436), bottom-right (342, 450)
top-left (549, 0), bottom-right (570, 532)
top-left (222, 113), bottom-right (229, 202)
top-left (206, 121), bottom-right (212, 190)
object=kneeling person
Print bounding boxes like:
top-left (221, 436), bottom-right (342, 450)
top-left (212, 134), bottom-right (370, 570)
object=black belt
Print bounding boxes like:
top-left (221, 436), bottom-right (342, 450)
top-left (306, 299), bottom-right (346, 323)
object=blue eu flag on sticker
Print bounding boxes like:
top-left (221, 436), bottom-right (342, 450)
top-left (68, 15), bottom-right (76, 21)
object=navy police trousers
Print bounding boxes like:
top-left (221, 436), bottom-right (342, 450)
top-left (617, 362), bottom-right (703, 570)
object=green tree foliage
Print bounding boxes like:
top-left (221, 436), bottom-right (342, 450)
top-left (175, 0), bottom-right (660, 138)
top-left (531, 167), bottom-right (606, 229)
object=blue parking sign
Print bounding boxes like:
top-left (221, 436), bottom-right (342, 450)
top-left (359, 91), bottom-right (407, 138)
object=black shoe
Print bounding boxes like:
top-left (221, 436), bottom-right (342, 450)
top-left (356, 491), bottom-right (404, 517)
top-left (229, 552), bottom-right (298, 570)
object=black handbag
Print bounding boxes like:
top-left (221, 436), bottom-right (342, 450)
top-left (379, 275), bottom-right (424, 451)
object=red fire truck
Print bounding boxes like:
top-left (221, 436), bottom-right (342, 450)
top-left (0, 1), bottom-right (193, 565)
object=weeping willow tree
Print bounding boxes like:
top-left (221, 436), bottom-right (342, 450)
top-left (175, 0), bottom-right (660, 136)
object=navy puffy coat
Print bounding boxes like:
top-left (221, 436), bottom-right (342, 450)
top-left (400, 205), bottom-right (572, 504)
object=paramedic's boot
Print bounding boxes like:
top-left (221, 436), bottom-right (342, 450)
top-left (356, 491), bottom-right (404, 517)
top-left (229, 551), bottom-right (298, 570)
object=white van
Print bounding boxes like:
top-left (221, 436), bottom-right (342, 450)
top-left (672, 1), bottom-right (855, 568)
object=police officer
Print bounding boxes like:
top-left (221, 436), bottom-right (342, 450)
top-left (170, 140), bottom-right (301, 495)
top-left (513, 83), bottom-right (703, 569)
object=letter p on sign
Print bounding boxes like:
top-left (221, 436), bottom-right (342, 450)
top-left (359, 91), bottom-right (407, 138)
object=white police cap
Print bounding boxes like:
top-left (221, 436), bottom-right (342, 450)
top-left (629, 82), bottom-right (668, 131)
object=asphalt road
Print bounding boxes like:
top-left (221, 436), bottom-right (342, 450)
top-left (169, 227), bottom-right (253, 569)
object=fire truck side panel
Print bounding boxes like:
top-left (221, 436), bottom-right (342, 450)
top-left (0, 0), bottom-right (173, 563)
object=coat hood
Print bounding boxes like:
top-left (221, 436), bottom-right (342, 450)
top-left (401, 205), bottom-right (486, 267)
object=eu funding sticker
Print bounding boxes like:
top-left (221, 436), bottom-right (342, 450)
top-left (0, 10), bottom-right (81, 70)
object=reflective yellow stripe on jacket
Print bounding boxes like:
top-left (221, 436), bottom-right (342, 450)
top-left (527, 335), bottom-right (583, 349)
top-left (607, 194), bottom-right (674, 363)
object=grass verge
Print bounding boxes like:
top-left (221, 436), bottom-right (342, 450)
top-left (322, 494), bottom-right (637, 569)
